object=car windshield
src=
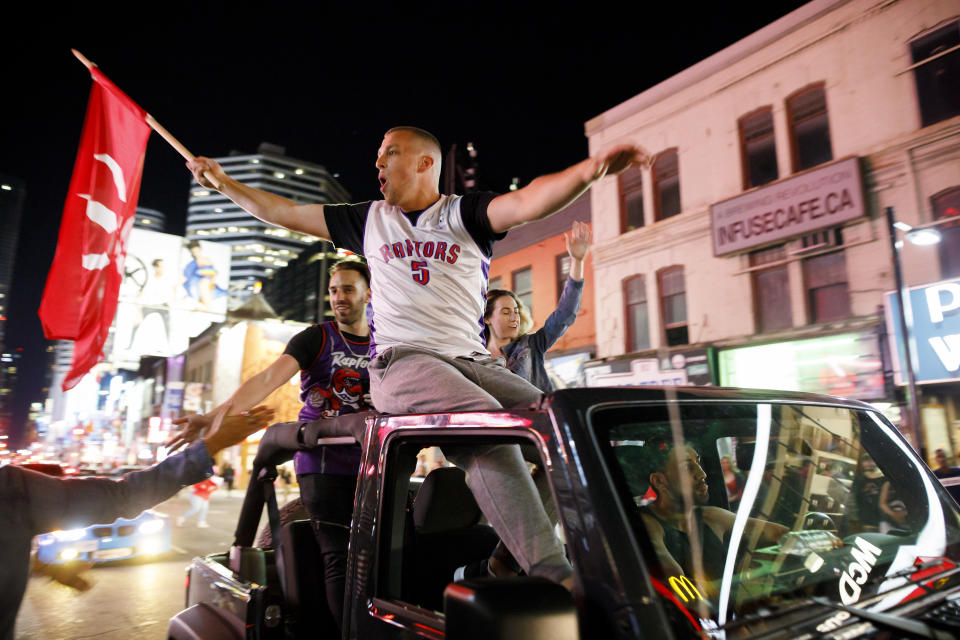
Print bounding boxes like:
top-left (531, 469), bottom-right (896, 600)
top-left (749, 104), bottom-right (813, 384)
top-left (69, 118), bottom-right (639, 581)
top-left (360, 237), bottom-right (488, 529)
top-left (593, 399), bottom-right (960, 632)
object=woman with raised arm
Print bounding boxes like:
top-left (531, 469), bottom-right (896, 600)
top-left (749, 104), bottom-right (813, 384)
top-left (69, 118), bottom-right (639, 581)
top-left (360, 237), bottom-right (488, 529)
top-left (484, 221), bottom-right (590, 392)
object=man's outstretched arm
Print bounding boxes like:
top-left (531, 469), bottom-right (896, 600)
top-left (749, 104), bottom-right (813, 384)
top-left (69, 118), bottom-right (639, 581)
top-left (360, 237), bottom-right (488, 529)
top-left (486, 144), bottom-right (646, 233)
top-left (167, 355), bottom-right (300, 452)
top-left (187, 157), bottom-right (331, 240)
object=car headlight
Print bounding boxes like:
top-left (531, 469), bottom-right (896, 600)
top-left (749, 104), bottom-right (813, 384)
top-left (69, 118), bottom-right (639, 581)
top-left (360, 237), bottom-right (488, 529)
top-left (138, 519), bottom-right (165, 535)
top-left (52, 528), bottom-right (87, 542)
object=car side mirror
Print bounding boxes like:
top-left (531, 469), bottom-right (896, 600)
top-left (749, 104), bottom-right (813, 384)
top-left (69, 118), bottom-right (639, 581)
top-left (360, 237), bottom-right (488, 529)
top-left (444, 577), bottom-right (579, 640)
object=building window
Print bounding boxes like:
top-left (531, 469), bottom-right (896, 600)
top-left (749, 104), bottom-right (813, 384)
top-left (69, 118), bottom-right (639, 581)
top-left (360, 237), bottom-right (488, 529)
top-left (739, 107), bottom-right (779, 189)
top-left (787, 84), bottom-right (833, 172)
top-left (556, 253), bottom-right (571, 300)
top-left (512, 267), bottom-right (533, 316)
top-left (619, 165), bottom-right (645, 232)
top-left (658, 266), bottom-right (688, 346)
top-left (804, 250), bottom-right (849, 323)
top-left (654, 149), bottom-right (681, 220)
top-left (932, 186), bottom-right (960, 278)
top-left (488, 276), bottom-right (502, 292)
top-left (910, 21), bottom-right (960, 127)
top-left (750, 244), bottom-right (792, 333)
top-left (623, 275), bottom-right (650, 352)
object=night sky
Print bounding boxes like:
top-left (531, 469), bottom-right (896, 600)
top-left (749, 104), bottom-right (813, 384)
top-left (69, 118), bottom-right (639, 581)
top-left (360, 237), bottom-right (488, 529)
top-left (1, 3), bottom-right (808, 441)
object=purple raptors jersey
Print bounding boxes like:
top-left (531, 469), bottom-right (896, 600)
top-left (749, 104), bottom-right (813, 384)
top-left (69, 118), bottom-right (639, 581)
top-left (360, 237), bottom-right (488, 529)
top-left (284, 321), bottom-right (371, 476)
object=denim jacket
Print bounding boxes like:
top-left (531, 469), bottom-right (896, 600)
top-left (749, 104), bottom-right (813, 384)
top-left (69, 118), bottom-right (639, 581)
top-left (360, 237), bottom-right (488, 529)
top-left (502, 277), bottom-right (583, 392)
top-left (0, 441), bottom-right (215, 640)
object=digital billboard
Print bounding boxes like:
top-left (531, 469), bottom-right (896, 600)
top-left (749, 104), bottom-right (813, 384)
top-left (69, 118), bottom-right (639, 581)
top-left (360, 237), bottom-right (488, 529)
top-left (111, 229), bottom-right (231, 365)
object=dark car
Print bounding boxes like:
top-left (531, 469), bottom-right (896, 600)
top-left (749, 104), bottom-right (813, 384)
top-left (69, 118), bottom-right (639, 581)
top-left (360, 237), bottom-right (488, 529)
top-left (168, 387), bottom-right (960, 639)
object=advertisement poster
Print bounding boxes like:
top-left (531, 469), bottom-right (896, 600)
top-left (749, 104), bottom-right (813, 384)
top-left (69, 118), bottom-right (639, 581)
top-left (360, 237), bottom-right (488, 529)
top-left (112, 229), bottom-right (231, 366)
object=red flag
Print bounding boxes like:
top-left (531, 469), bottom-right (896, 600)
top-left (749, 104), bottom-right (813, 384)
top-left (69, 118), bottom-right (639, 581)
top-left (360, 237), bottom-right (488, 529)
top-left (39, 67), bottom-right (151, 390)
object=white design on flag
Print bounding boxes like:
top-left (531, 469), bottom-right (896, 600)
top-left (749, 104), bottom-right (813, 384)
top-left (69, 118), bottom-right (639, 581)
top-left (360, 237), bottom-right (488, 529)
top-left (78, 152), bottom-right (130, 272)
top-left (77, 194), bottom-right (119, 233)
top-left (82, 253), bottom-right (110, 270)
top-left (93, 153), bottom-right (128, 202)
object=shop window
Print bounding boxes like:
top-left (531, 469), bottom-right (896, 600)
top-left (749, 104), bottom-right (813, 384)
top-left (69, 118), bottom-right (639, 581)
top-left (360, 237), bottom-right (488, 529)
top-left (658, 267), bottom-right (688, 346)
top-left (512, 267), bottom-right (533, 316)
top-left (932, 186), bottom-right (960, 278)
top-left (619, 165), bottom-right (645, 232)
top-left (804, 250), bottom-right (850, 323)
top-left (623, 275), bottom-right (650, 352)
top-left (750, 244), bottom-right (792, 333)
top-left (787, 84), bottom-right (833, 172)
top-left (556, 253), bottom-right (571, 301)
top-left (653, 149), bottom-right (681, 221)
top-left (739, 107), bottom-right (779, 189)
top-left (910, 21), bottom-right (960, 127)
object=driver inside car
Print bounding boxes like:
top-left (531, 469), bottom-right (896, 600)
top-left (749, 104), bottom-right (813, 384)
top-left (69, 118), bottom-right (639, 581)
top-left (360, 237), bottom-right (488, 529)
top-left (634, 436), bottom-right (793, 599)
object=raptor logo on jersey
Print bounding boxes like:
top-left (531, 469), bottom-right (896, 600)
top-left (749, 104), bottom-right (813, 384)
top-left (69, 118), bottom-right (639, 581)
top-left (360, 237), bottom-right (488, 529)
top-left (306, 365), bottom-right (365, 417)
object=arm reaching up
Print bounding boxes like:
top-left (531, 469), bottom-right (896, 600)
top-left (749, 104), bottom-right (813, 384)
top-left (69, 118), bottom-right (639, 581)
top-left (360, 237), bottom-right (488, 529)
top-left (486, 144), bottom-right (645, 233)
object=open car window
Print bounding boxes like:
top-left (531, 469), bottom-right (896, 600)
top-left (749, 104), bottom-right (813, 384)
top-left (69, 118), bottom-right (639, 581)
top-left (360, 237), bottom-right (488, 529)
top-left (592, 400), bottom-right (960, 632)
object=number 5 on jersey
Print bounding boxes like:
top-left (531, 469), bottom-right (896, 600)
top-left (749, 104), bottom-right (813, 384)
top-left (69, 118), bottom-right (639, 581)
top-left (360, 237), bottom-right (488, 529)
top-left (411, 261), bottom-right (430, 285)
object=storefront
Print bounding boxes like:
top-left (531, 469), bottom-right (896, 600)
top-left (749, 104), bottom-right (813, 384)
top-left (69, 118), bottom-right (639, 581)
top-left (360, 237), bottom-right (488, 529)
top-left (885, 277), bottom-right (960, 463)
top-left (584, 347), bottom-right (714, 387)
top-left (717, 331), bottom-right (886, 401)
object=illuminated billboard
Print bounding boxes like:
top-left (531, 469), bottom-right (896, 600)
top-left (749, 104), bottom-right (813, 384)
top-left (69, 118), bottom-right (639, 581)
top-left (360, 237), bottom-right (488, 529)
top-left (717, 332), bottom-right (885, 400)
top-left (112, 229), bottom-right (231, 365)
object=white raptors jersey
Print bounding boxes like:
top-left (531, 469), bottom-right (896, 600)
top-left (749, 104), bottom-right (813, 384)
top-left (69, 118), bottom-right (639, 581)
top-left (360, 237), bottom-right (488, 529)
top-left (362, 195), bottom-right (491, 357)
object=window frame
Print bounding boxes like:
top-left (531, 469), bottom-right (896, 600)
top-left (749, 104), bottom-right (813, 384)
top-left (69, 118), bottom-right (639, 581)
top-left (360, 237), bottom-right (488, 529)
top-left (802, 248), bottom-right (851, 324)
top-left (738, 106), bottom-right (779, 190)
top-left (786, 82), bottom-right (833, 173)
top-left (749, 244), bottom-right (792, 333)
top-left (511, 266), bottom-right (533, 316)
top-left (623, 275), bottom-right (650, 353)
top-left (657, 266), bottom-right (688, 346)
top-left (618, 164), bottom-right (645, 232)
top-left (556, 253), bottom-right (571, 302)
top-left (653, 148), bottom-right (681, 221)
top-left (909, 20), bottom-right (960, 127)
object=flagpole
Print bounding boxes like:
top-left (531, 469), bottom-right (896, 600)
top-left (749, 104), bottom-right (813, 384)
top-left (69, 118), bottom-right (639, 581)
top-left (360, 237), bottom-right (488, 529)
top-left (71, 49), bottom-right (223, 190)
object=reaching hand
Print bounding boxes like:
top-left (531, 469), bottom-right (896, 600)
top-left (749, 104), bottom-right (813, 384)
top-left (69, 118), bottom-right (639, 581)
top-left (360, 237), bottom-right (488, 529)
top-left (165, 413), bottom-right (212, 454)
top-left (202, 405), bottom-right (277, 457)
top-left (186, 156), bottom-right (228, 191)
top-left (565, 221), bottom-right (592, 262)
top-left (591, 144), bottom-right (647, 180)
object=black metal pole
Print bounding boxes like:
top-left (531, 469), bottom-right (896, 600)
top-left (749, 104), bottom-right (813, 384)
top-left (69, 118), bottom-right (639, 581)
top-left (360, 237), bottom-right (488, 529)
top-left (885, 206), bottom-right (924, 453)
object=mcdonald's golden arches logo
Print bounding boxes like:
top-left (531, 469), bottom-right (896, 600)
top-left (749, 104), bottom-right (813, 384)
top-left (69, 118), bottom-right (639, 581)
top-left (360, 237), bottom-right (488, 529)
top-left (668, 575), bottom-right (703, 602)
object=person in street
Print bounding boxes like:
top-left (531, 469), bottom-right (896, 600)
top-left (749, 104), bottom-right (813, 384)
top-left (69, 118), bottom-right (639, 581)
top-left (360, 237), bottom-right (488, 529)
top-left (720, 455), bottom-right (745, 512)
top-left (221, 462), bottom-right (235, 493)
top-left (178, 476), bottom-right (217, 528)
top-left (484, 221), bottom-right (590, 392)
top-left (186, 125), bottom-right (644, 588)
top-left (0, 405), bottom-right (275, 640)
top-left (166, 259), bottom-right (373, 629)
top-left (932, 448), bottom-right (960, 503)
top-left (847, 452), bottom-right (885, 532)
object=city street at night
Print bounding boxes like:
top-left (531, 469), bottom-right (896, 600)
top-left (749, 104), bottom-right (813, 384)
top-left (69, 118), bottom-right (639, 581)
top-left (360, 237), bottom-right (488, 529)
top-left (14, 489), bottom-right (260, 640)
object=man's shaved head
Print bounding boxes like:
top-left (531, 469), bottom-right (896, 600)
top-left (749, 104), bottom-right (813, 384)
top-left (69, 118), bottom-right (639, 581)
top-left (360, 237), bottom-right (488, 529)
top-left (385, 126), bottom-right (442, 156)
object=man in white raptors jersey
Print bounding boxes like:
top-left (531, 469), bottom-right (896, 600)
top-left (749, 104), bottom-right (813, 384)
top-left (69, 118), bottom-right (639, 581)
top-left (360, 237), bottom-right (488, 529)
top-left (187, 127), bottom-right (644, 586)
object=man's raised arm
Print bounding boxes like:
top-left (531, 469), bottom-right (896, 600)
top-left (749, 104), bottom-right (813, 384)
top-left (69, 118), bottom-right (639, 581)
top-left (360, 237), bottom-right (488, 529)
top-left (486, 143), bottom-right (646, 234)
top-left (187, 157), bottom-right (332, 240)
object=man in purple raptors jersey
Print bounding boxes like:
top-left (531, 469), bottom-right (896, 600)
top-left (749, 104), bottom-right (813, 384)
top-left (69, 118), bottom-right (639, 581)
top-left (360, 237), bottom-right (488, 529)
top-left (167, 259), bottom-right (372, 629)
top-left (187, 127), bottom-right (645, 588)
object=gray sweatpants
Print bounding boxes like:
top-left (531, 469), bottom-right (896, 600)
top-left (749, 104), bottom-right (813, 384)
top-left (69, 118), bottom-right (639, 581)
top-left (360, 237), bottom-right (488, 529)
top-left (369, 345), bottom-right (571, 583)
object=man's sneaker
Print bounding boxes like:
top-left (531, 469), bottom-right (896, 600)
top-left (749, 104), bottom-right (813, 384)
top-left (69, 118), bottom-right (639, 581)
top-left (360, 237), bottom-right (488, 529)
top-left (197, 522), bottom-right (210, 528)
top-left (453, 559), bottom-right (490, 581)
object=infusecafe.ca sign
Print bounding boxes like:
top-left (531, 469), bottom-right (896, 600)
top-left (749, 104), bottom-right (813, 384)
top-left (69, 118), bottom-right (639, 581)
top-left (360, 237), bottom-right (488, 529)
top-left (710, 156), bottom-right (865, 256)
top-left (885, 277), bottom-right (960, 384)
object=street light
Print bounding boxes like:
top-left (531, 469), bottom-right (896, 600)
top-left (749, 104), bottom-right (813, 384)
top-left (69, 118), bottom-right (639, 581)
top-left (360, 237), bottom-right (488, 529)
top-left (885, 206), bottom-right (942, 455)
